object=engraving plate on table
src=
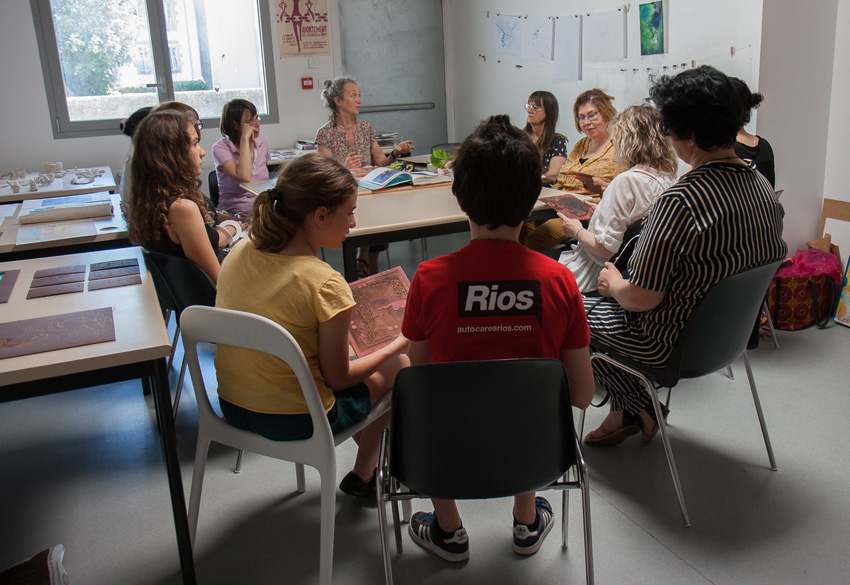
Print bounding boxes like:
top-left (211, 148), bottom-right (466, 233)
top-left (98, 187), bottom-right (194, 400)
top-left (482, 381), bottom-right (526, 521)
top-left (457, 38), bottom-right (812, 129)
top-left (348, 266), bottom-right (410, 357)
top-left (540, 193), bottom-right (593, 221)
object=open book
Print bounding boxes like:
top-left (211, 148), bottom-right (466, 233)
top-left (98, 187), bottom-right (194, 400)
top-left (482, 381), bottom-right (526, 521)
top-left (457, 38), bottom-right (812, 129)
top-left (348, 266), bottom-right (410, 357)
top-left (358, 167), bottom-right (451, 191)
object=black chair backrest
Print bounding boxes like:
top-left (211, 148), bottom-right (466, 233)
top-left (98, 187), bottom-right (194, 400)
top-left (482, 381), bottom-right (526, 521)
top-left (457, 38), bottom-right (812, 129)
top-left (430, 143), bottom-right (462, 156)
top-left (613, 219), bottom-right (644, 274)
top-left (389, 359), bottom-right (576, 500)
top-left (208, 170), bottom-right (219, 207)
top-left (670, 260), bottom-right (782, 382)
top-left (142, 248), bottom-right (217, 320)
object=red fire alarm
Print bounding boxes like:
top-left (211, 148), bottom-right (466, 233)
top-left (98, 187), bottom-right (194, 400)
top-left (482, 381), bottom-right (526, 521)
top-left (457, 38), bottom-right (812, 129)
top-left (301, 77), bottom-right (313, 90)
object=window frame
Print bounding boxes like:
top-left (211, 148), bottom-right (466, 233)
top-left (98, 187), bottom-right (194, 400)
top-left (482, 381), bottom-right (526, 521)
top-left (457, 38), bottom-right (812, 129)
top-left (30, 0), bottom-right (279, 139)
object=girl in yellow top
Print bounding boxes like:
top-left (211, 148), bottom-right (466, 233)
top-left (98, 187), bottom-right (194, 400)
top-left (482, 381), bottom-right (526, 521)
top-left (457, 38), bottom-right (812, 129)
top-left (525, 89), bottom-right (626, 251)
top-left (215, 153), bottom-right (409, 497)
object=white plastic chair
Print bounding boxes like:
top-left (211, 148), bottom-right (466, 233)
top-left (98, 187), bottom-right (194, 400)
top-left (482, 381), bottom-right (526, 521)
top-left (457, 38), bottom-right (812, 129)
top-left (180, 305), bottom-right (392, 585)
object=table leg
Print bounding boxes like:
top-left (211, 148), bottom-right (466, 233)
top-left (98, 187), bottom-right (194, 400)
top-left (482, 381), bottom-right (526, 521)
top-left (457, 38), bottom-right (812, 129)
top-left (342, 241), bottom-right (359, 282)
top-left (150, 357), bottom-right (197, 584)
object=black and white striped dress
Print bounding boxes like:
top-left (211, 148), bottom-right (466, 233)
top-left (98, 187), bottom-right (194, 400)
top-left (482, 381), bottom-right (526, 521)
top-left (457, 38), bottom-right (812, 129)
top-left (586, 161), bottom-right (786, 414)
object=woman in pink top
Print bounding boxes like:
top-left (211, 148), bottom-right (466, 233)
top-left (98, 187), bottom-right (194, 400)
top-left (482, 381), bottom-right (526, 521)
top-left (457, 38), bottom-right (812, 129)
top-left (212, 99), bottom-right (271, 214)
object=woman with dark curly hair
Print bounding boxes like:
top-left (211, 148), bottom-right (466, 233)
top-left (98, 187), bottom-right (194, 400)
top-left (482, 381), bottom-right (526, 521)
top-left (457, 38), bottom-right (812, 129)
top-left (730, 77), bottom-right (776, 188)
top-left (128, 110), bottom-right (237, 283)
top-left (583, 66), bottom-right (786, 446)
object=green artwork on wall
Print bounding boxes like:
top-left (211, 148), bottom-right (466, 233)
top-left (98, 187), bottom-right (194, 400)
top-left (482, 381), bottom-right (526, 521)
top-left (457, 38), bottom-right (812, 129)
top-left (640, 2), bottom-right (664, 56)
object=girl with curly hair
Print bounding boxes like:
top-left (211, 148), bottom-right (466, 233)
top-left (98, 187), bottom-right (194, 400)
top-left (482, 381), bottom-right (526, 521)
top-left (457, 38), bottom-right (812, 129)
top-left (128, 110), bottom-right (237, 282)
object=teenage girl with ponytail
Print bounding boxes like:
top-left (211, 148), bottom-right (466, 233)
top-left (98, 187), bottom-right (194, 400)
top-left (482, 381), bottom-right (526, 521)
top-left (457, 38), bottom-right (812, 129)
top-left (214, 153), bottom-right (409, 497)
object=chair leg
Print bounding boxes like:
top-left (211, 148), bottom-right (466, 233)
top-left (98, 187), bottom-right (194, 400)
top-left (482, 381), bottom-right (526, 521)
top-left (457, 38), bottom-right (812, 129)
top-left (561, 481), bottom-right (569, 549)
top-left (726, 365), bottom-right (734, 380)
top-left (233, 449), bottom-right (244, 474)
top-left (763, 300), bottom-right (780, 349)
top-left (577, 408), bottom-right (586, 439)
top-left (167, 325), bottom-right (181, 371)
top-left (377, 441), bottom-right (395, 585)
top-left (172, 355), bottom-right (188, 420)
top-left (318, 467), bottom-right (337, 585)
top-left (743, 352), bottom-right (778, 470)
top-left (384, 247), bottom-right (392, 270)
top-left (296, 463), bottom-right (307, 493)
top-left (647, 380), bottom-right (691, 526)
top-left (578, 457), bottom-right (595, 585)
top-left (421, 237), bottom-right (428, 262)
top-left (188, 436), bottom-right (212, 546)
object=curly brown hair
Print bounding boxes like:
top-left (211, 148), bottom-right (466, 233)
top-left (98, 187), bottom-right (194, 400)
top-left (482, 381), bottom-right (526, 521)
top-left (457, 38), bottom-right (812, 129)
top-left (128, 110), bottom-right (208, 245)
top-left (251, 153), bottom-right (357, 253)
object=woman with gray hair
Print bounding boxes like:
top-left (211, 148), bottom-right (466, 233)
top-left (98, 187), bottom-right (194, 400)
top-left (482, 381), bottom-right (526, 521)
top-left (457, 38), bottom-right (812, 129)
top-left (316, 75), bottom-right (414, 170)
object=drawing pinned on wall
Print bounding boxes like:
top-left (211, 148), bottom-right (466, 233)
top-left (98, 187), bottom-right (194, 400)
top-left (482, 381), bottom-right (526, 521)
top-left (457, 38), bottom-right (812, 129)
top-left (554, 16), bottom-right (582, 81)
top-left (276, 0), bottom-right (330, 58)
top-left (583, 8), bottom-right (627, 61)
top-left (494, 14), bottom-right (522, 57)
top-left (522, 17), bottom-right (554, 61)
top-left (640, 2), bottom-right (665, 55)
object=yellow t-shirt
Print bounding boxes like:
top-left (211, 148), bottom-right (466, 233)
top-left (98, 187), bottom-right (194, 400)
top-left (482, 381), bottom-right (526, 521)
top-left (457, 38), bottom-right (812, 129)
top-left (214, 240), bottom-right (355, 414)
top-left (552, 137), bottom-right (625, 200)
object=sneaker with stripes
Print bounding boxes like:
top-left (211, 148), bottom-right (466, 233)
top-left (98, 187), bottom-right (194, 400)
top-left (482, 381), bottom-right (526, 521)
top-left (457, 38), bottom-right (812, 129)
top-left (513, 496), bottom-right (554, 555)
top-left (408, 511), bottom-right (470, 562)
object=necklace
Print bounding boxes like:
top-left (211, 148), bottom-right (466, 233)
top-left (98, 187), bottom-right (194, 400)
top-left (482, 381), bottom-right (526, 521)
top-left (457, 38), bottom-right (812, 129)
top-left (337, 120), bottom-right (356, 131)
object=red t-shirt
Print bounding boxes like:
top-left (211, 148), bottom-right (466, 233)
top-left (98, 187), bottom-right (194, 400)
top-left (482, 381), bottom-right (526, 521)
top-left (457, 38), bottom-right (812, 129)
top-left (402, 239), bottom-right (590, 362)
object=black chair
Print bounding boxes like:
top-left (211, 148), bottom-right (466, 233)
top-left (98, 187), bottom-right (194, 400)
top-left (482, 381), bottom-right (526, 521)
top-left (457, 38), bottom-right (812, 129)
top-left (142, 248), bottom-right (217, 419)
top-left (429, 142), bottom-right (462, 156)
top-left (377, 359), bottom-right (593, 585)
top-left (587, 260), bottom-right (782, 526)
top-left (208, 170), bottom-right (220, 207)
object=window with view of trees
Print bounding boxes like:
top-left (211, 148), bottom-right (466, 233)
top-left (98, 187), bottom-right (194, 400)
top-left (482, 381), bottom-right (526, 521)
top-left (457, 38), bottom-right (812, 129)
top-left (31, 0), bottom-right (278, 138)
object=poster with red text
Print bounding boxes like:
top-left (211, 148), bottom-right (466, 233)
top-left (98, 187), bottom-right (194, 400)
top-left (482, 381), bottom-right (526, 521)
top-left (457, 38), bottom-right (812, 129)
top-left (276, 0), bottom-right (330, 58)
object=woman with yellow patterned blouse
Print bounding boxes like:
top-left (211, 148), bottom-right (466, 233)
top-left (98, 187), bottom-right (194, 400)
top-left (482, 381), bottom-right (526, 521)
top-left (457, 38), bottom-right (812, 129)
top-left (524, 89), bottom-right (626, 251)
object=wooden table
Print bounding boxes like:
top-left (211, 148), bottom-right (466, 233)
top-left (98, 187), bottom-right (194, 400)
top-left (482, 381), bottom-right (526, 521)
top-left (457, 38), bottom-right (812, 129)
top-left (0, 193), bottom-right (128, 260)
top-left (0, 247), bottom-right (196, 584)
top-left (0, 166), bottom-right (117, 204)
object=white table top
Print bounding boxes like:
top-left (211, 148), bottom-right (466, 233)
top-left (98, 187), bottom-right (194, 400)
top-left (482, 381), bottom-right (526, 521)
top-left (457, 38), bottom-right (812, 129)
top-left (240, 181), bottom-right (584, 236)
top-left (0, 247), bottom-right (170, 386)
top-left (0, 193), bottom-right (126, 255)
top-left (0, 166), bottom-right (117, 204)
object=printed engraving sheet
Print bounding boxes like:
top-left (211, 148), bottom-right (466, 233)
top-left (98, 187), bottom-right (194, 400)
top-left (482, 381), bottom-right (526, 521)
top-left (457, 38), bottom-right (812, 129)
top-left (0, 307), bottom-right (115, 360)
top-left (541, 193), bottom-right (593, 221)
top-left (348, 266), bottom-right (410, 357)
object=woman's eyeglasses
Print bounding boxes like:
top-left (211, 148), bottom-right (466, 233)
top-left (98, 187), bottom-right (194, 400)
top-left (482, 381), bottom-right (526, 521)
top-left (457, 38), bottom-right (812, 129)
top-left (576, 111), bottom-right (600, 124)
top-left (525, 103), bottom-right (544, 112)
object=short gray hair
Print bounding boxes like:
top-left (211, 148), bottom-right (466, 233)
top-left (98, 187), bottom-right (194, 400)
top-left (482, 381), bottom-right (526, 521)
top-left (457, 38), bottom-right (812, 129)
top-left (321, 75), bottom-right (358, 121)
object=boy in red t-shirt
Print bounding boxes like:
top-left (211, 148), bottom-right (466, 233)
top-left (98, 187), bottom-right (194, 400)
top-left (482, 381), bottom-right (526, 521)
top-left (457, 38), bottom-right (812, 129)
top-left (401, 115), bottom-right (595, 562)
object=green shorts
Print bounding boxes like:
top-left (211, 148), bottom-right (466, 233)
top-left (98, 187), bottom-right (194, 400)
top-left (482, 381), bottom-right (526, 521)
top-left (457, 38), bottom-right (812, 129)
top-left (219, 382), bottom-right (371, 441)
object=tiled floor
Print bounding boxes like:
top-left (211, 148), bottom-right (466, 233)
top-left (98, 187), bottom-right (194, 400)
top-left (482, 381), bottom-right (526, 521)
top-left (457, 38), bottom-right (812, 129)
top-left (2, 232), bottom-right (849, 584)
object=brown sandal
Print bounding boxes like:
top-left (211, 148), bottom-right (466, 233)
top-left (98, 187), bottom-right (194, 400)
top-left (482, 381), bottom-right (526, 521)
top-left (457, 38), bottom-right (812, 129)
top-left (583, 412), bottom-right (641, 446)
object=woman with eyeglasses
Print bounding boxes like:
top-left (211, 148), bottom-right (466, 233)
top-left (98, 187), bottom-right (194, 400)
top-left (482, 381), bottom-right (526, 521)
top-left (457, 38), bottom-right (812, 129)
top-left (213, 98), bottom-right (271, 214)
top-left (523, 91), bottom-right (567, 186)
top-left (128, 110), bottom-right (238, 283)
top-left (525, 89), bottom-right (626, 251)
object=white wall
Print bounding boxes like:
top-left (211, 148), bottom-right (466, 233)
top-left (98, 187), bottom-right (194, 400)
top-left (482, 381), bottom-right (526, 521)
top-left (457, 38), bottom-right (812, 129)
top-left (822, 0), bottom-right (850, 261)
top-left (0, 1), bottom-right (336, 181)
top-left (444, 0), bottom-right (764, 148)
top-left (759, 0), bottom-right (840, 252)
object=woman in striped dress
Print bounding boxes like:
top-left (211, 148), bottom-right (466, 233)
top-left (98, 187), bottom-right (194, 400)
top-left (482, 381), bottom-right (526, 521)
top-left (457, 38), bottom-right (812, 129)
top-left (583, 65), bottom-right (786, 446)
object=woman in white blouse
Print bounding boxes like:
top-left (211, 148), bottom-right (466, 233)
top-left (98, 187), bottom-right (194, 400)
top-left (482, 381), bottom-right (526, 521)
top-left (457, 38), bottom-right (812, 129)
top-left (557, 104), bottom-right (678, 293)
